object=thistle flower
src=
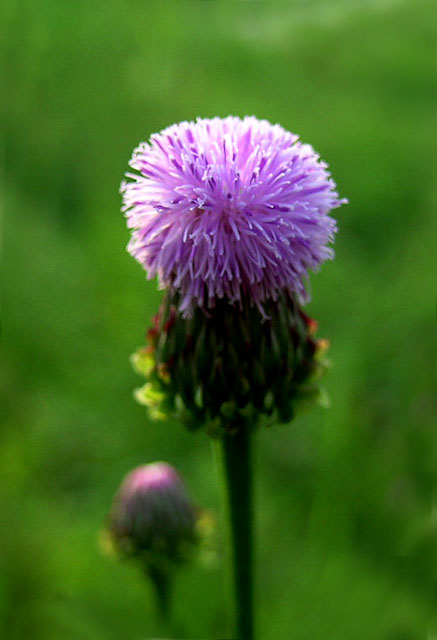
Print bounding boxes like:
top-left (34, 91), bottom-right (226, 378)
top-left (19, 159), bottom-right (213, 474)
top-left (121, 116), bottom-right (346, 316)
top-left (108, 462), bottom-right (197, 562)
top-left (121, 118), bottom-right (347, 638)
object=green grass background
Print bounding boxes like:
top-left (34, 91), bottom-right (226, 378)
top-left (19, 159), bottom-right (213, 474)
top-left (1, 1), bottom-right (435, 638)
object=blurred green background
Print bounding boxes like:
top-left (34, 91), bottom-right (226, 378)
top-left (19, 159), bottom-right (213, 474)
top-left (1, 0), bottom-right (435, 638)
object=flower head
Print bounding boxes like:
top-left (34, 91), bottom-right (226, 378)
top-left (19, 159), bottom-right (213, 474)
top-left (122, 116), bottom-right (346, 315)
top-left (108, 462), bottom-right (197, 561)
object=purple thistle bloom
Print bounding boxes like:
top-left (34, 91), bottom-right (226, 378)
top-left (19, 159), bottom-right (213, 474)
top-left (121, 116), bottom-right (347, 316)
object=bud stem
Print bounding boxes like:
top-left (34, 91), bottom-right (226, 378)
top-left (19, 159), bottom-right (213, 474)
top-left (146, 561), bottom-right (172, 623)
top-left (220, 425), bottom-right (254, 640)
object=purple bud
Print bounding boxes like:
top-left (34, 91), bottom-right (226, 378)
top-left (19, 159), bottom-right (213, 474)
top-left (108, 462), bottom-right (197, 562)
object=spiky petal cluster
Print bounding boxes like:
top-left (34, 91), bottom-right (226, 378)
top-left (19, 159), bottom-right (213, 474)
top-left (121, 116), bottom-right (347, 315)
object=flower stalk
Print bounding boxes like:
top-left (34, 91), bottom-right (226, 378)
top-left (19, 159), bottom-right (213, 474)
top-left (146, 559), bottom-right (172, 623)
top-left (220, 425), bottom-right (254, 640)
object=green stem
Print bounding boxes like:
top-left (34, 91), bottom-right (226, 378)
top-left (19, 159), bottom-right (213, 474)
top-left (146, 561), bottom-right (172, 623)
top-left (220, 425), bottom-right (254, 640)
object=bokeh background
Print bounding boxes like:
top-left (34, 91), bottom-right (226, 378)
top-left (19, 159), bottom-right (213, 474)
top-left (2, 0), bottom-right (435, 638)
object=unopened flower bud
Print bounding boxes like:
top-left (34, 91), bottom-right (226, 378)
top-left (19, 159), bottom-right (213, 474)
top-left (108, 462), bottom-right (197, 563)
